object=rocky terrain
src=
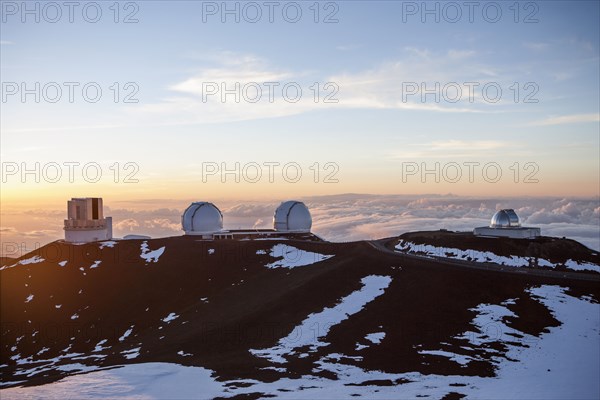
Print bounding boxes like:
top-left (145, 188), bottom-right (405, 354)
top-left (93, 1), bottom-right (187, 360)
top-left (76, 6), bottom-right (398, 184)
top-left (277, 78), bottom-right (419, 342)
top-left (1, 235), bottom-right (598, 399)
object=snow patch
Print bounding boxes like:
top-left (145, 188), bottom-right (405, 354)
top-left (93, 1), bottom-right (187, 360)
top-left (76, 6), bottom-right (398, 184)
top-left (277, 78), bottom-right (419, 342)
top-left (99, 241), bottom-right (117, 249)
top-left (0, 362), bottom-right (224, 398)
top-left (365, 332), bottom-right (385, 344)
top-left (565, 259), bottom-right (600, 273)
top-left (121, 347), bottom-right (140, 360)
top-left (265, 244), bottom-right (334, 269)
top-left (250, 275), bottom-right (392, 363)
top-left (36, 347), bottom-right (50, 356)
top-left (94, 340), bottom-right (108, 352)
top-left (1, 255), bottom-right (45, 271)
top-left (419, 350), bottom-right (474, 366)
top-left (162, 313), bottom-right (179, 323)
top-left (140, 241), bottom-right (165, 263)
top-left (119, 326), bottom-right (134, 342)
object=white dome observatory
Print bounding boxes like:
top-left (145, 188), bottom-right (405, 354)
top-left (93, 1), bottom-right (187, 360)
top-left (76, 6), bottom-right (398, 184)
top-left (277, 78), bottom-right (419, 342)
top-left (490, 209), bottom-right (521, 228)
top-left (182, 202), bottom-right (223, 235)
top-left (273, 201), bottom-right (312, 232)
top-left (474, 208), bottom-right (539, 239)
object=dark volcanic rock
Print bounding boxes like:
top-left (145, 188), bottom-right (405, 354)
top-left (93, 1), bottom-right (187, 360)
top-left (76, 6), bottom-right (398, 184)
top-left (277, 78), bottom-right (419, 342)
top-left (1, 236), bottom-right (598, 394)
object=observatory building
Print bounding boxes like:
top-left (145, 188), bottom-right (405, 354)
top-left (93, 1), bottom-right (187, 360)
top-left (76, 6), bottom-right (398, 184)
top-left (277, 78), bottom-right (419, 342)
top-left (273, 201), bottom-right (312, 232)
top-left (473, 209), bottom-right (540, 239)
top-left (181, 200), bottom-right (315, 240)
top-left (182, 202), bottom-right (224, 238)
top-left (64, 197), bottom-right (113, 243)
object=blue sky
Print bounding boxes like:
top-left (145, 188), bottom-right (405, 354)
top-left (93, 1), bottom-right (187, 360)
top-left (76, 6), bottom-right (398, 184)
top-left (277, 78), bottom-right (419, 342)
top-left (1, 0), bottom-right (599, 201)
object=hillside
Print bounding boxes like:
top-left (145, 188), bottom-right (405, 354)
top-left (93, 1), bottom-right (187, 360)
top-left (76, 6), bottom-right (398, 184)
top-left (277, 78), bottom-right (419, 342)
top-left (1, 236), bottom-right (599, 399)
top-left (393, 231), bottom-right (600, 274)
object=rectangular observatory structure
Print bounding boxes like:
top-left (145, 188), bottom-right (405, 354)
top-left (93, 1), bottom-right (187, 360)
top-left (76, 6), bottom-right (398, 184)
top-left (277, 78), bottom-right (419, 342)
top-left (64, 197), bottom-right (112, 243)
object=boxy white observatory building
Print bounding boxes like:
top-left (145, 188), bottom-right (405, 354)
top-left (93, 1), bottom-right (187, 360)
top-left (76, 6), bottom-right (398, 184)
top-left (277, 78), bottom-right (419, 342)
top-left (473, 209), bottom-right (540, 239)
top-left (64, 197), bottom-right (113, 243)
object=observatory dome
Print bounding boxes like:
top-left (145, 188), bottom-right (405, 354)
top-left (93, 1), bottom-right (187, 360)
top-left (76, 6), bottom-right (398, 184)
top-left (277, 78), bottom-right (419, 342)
top-left (273, 201), bottom-right (312, 232)
top-left (490, 209), bottom-right (521, 228)
top-left (182, 202), bottom-right (223, 234)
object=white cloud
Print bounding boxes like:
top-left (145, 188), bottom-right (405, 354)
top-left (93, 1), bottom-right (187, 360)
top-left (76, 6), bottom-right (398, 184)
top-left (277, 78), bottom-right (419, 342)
top-left (447, 49), bottom-right (476, 59)
top-left (133, 51), bottom-right (323, 124)
top-left (429, 140), bottom-right (507, 151)
top-left (335, 44), bottom-right (361, 51)
top-left (169, 58), bottom-right (292, 96)
top-left (389, 140), bottom-right (516, 159)
top-left (21, 229), bottom-right (60, 238)
top-left (114, 218), bottom-right (140, 232)
top-left (530, 113), bottom-right (600, 126)
top-left (222, 203), bottom-right (275, 217)
top-left (110, 208), bottom-right (182, 236)
top-left (523, 42), bottom-right (549, 51)
top-left (144, 218), bottom-right (180, 232)
top-left (326, 47), bottom-right (512, 112)
top-left (133, 48), bottom-right (517, 126)
top-left (2, 47), bottom-right (545, 134)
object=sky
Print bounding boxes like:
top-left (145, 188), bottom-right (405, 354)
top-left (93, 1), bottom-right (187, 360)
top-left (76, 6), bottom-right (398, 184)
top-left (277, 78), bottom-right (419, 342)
top-left (0, 1), bottom-right (599, 252)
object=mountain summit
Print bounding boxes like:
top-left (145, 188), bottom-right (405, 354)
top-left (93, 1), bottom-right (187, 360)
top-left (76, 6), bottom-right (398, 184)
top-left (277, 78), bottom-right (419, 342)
top-left (1, 234), bottom-right (599, 398)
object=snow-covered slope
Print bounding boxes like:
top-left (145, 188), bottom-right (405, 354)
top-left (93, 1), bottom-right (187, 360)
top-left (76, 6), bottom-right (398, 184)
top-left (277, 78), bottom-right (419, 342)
top-left (395, 239), bottom-right (600, 273)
